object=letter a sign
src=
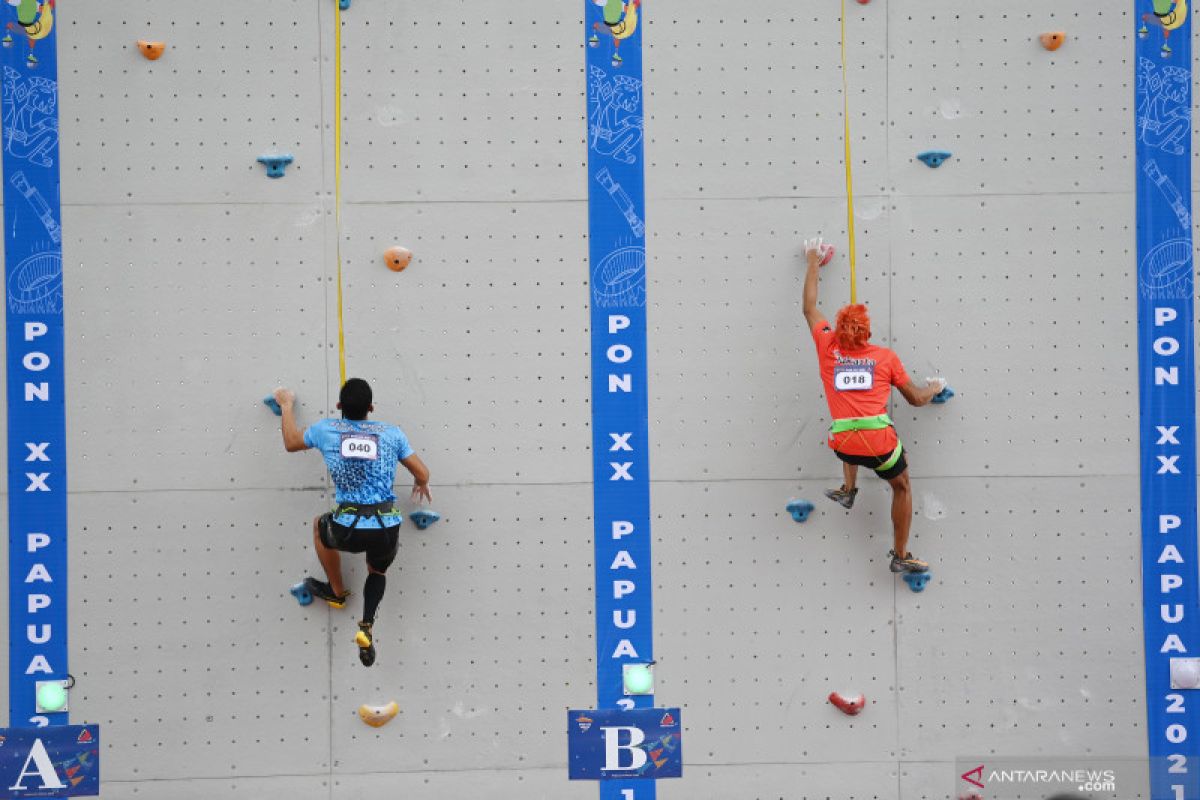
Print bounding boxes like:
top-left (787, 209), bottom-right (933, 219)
top-left (0, 726), bottom-right (99, 797)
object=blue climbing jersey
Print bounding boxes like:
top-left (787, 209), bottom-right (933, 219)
top-left (303, 418), bottom-right (415, 528)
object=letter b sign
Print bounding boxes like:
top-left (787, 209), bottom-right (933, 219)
top-left (601, 726), bottom-right (647, 771)
top-left (567, 708), bottom-right (682, 780)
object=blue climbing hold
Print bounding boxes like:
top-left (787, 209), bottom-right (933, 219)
top-left (290, 581), bottom-right (313, 606)
top-left (902, 572), bottom-right (932, 593)
top-left (786, 499), bottom-right (815, 523)
top-left (263, 395), bottom-right (282, 416)
top-left (931, 385), bottom-right (956, 404)
top-left (257, 153), bottom-right (294, 178)
top-left (339, 0), bottom-right (351, 9)
top-left (410, 509), bottom-right (441, 530)
top-left (916, 150), bottom-right (952, 168)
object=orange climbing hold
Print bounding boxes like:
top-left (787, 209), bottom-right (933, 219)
top-left (1039, 32), bottom-right (1066, 51)
top-left (137, 40), bottom-right (166, 60)
top-left (357, 701), bottom-right (399, 728)
top-left (384, 246), bottom-right (413, 272)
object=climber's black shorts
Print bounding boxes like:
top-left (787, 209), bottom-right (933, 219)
top-left (317, 512), bottom-right (400, 573)
top-left (834, 449), bottom-right (908, 481)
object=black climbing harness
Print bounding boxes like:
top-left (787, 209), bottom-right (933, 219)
top-left (332, 501), bottom-right (396, 529)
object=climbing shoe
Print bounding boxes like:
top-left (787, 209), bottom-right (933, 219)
top-left (824, 485), bottom-right (859, 510)
top-left (303, 577), bottom-right (350, 608)
top-left (889, 550), bottom-right (930, 574)
top-left (356, 622), bottom-right (376, 667)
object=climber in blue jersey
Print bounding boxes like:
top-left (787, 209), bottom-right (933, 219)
top-left (273, 379), bottom-right (432, 667)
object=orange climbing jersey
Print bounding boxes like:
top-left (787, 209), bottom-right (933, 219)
top-left (811, 320), bottom-right (911, 456)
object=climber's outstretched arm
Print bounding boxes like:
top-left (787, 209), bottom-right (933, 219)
top-left (802, 238), bottom-right (828, 331)
top-left (273, 387), bottom-right (310, 452)
top-left (897, 378), bottom-right (946, 408)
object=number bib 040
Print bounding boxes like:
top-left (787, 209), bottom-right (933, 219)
top-left (340, 433), bottom-right (379, 461)
top-left (834, 364), bottom-right (874, 391)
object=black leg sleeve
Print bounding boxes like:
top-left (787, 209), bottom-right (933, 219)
top-left (363, 572), bottom-right (386, 624)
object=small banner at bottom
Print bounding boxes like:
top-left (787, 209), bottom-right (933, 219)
top-left (0, 726), bottom-right (99, 798)
top-left (568, 708), bottom-right (681, 781)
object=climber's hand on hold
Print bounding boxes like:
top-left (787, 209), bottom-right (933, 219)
top-left (273, 387), bottom-right (296, 411)
top-left (803, 237), bottom-right (826, 268)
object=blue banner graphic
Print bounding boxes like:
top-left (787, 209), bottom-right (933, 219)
top-left (0, 1), bottom-right (68, 727)
top-left (0, 725), bottom-right (99, 798)
top-left (1135, 2), bottom-right (1200, 797)
top-left (568, 708), bottom-right (681, 781)
top-left (584, 1), bottom-right (656, 799)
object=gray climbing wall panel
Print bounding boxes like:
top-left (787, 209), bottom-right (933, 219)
top-left (0, 0), bottom-right (1154, 797)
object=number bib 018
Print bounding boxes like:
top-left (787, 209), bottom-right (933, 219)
top-left (340, 433), bottom-right (380, 461)
top-left (834, 364), bottom-right (874, 392)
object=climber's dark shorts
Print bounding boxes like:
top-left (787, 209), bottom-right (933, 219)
top-left (317, 512), bottom-right (400, 573)
top-left (834, 449), bottom-right (909, 481)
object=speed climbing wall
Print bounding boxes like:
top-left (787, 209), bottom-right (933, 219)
top-left (0, 0), bottom-right (1163, 798)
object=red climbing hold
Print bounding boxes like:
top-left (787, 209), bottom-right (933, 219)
top-left (828, 691), bottom-right (866, 716)
top-left (818, 242), bottom-right (835, 267)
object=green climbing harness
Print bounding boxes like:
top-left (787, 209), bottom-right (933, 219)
top-left (829, 414), bottom-right (893, 434)
top-left (829, 414), bottom-right (904, 472)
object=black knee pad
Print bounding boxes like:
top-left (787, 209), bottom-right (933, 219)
top-left (365, 527), bottom-right (400, 572)
top-left (317, 513), bottom-right (337, 549)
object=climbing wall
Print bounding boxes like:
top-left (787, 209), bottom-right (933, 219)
top-left (0, 0), bottom-right (1156, 798)
top-left (646, 4), bottom-right (1145, 798)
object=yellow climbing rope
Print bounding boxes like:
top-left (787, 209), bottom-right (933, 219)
top-left (333, 0), bottom-right (348, 384)
top-left (839, 0), bottom-right (859, 304)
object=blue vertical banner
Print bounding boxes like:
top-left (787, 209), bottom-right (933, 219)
top-left (584, 1), bottom-right (655, 799)
top-left (1135, 2), bottom-right (1200, 798)
top-left (0, 1), bottom-right (69, 726)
